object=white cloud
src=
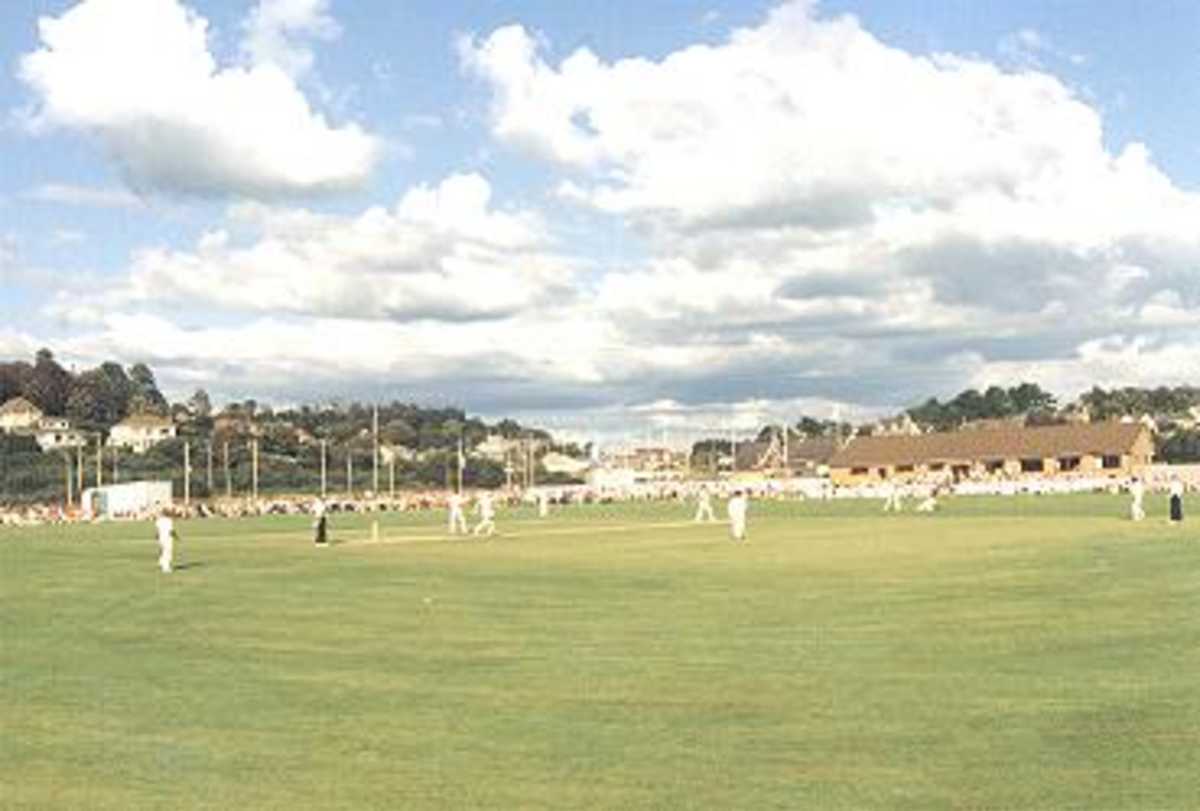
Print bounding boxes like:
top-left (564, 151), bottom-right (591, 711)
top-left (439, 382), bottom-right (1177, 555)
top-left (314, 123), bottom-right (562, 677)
top-left (74, 173), bottom-right (579, 323)
top-left (19, 0), bottom-right (380, 199)
top-left (240, 0), bottom-right (340, 79)
top-left (24, 183), bottom-right (142, 209)
top-left (456, 1), bottom-right (1200, 412)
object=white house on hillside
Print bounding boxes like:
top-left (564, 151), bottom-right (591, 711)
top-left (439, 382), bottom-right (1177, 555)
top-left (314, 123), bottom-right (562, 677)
top-left (0, 397), bottom-right (44, 433)
top-left (108, 414), bottom-right (176, 453)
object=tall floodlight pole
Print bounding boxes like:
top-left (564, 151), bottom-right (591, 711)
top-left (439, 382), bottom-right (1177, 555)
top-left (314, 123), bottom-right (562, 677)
top-left (183, 441), bottom-right (191, 510)
top-left (372, 405), bottom-right (380, 495)
top-left (95, 434), bottom-right (103, 487)
top-left (320, 439), bottom-right (327, 498)
top-left (206, 441), bottom-right (214, 492)
top-left (251, 439), bottom-right (259, 501)
top-left (223, 441), bottom-right (231, 498)
top-left (456, 435), bottom-right (464, 495)
top-left (64, 452), bottom-right (73, 507)
top-left (77, 443), bottom-right (84, 494)
top-left (346, 451), bottom-right (353, 497)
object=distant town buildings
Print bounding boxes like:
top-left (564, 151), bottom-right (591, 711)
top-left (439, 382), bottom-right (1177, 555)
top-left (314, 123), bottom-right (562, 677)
top-left (108, 414), bottom-right (176, 454)
top-left (0, 397), bottom-right (86, 450)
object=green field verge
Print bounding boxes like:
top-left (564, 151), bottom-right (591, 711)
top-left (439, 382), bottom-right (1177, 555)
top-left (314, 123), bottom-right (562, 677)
top-left (3, 494), bottom-right (1199, 809)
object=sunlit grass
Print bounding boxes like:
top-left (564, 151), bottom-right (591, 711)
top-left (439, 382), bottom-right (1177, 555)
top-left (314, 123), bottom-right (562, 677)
top-left (3, 493), bottom-right (1199, 809)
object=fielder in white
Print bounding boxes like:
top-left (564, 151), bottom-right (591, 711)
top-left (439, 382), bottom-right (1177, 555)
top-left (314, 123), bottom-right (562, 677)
top-left (727, 490), bottom-right (749, 543)
top-left (694, 487), bottom-right (715, 523)
top-left (882, 480), bottom-right (904, 512)
top-left (537, 491), bottom-right (550, 519)
top-left (447, 492), bottom-right (468, 535)
top-left (155, 513), bottom-right (176, 573)
top-left (473, 493), bottom-right (497, 537)
top-left (1128, 477), bottom-right (1145, 522)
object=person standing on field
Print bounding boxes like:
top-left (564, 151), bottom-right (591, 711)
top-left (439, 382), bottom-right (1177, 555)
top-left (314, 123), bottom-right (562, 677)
top-left (312, 497), bottom-right (328, 546)
top-left (694, 486), bottom-right (715, 522)
top-left (1128, 477), bottom-right (1145, 522)
top-left (448, 492), bottom-right (468, 535)
top-left (155, 512), bottom-right (176, 573)
top-left (473, 492), bottom-right (496, 537)
top-left (727, 490), bottom-right (749, 543)
top-left (1169, 477), bottom-right (1184, 523)
top-left (882, 480), bottom-right (903, 512)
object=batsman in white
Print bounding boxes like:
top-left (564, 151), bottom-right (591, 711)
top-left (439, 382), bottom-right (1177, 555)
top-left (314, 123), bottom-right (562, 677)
top-left (155, 512), bottom-right (177, 573)
top-left (447, 492), bottom-right (468, 535)
top-left (727, 490), bottom-right (748, 543)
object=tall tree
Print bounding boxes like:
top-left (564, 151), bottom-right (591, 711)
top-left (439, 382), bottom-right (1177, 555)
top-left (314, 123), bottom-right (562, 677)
top-left (127, 362), bottom-right (168, 415)
top-left (22, 348), bottom-right (72, 415)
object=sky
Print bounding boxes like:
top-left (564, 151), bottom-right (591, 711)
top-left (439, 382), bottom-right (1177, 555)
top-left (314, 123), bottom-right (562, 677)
top-left (4, 0), bottom-right (1200, 442)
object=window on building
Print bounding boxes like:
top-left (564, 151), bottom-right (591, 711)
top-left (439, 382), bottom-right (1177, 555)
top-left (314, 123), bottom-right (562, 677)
top-left (1102, 455), bottom-right (1122, 469)
top-left (1021, 458), bottom-right (1044, 473)
top-left (1058, 457), bottom-right (1081, 471)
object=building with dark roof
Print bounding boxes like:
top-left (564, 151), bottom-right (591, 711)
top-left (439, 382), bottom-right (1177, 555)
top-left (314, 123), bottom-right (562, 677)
top-left (827, 422), bottom-right (1153, 485)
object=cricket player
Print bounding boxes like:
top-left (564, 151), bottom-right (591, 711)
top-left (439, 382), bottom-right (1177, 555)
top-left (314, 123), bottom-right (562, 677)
top-left (727, 490), bottom-right (748, 543)
top-left (882, 480), bottom-right (903, 512)
top-left (155, 512), bottom-right (176, 573)
top-left (473, 493), bottom-right (496, 537)
top-left (1169, 478), bottom-right (1184, 523)
top-left (1129, 477), bottom-right (1145, 522)
top-left (537, 491), bottom-right (550, 519)
top-left (448, 492), bottom-right (468, 535)
top-left (312, 497), bottom-right (328, 545)
top-left (694, 486), bottom-right (715, 522)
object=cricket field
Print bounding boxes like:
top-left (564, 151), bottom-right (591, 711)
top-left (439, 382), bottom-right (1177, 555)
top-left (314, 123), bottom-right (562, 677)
top-left (2, 494), bottom-right (1199, 809)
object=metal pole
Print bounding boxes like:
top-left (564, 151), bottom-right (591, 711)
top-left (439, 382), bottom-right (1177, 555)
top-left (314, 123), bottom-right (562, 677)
top-left (251, 439), bottom-right (259, 501)
top-left (346, 451), bottom-right (353, 497)
top-left (95, 434), bottom-right (103, 487)
top-left (64, 452), bottom-right (73, 507)
top-left (206, 441), bottom-right (214, 492)
top-left (456, 436), bottom-right (464, 495)
top-left (224, 441), bottom-right (231, 498)
top-left (77, 444), bottom-right (84, 493)
top-left (372, 405), bottom-right (379, 495)
top-left (320, 439), bottom-right (327, 498)
top-left (183, 441), bottom-right (191, 510)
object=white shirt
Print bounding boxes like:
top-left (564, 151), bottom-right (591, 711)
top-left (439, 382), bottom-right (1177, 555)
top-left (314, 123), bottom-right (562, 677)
top-left (727, 495), bottom-right (748, 523)
top-left (155, 515), bottom-right (174, 543)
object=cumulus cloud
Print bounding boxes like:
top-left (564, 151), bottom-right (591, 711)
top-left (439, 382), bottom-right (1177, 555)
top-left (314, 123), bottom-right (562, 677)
top-left (18, 0), bottom-right (380, 199)
top-left (24, 183), bottom-right (143, 209)
top-left (65, 173), bottom-right (579, 323)
top-left (240, 0), bottom-right (340, 79)
top-left (457, 0), bottom-right (1200, 414)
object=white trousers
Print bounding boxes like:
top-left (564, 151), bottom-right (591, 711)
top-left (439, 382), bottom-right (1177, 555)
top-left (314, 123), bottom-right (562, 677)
top-left (158, 537), bottom-right (173, 573)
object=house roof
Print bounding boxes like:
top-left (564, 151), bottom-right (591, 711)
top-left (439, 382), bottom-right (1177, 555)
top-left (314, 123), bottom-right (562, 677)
top-left (0, 396), bottom-right (43, 417)
top-left (736, 436), bottom-right (841, 469)
top-left (115, 414), bottom-right (174, 429)
top-left (828, 422), bottom-right (1149, 469)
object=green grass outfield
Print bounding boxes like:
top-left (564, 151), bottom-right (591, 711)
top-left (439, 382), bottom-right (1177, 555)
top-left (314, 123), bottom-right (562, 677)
top-left (3, 494), bottom-right (1199, 809)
